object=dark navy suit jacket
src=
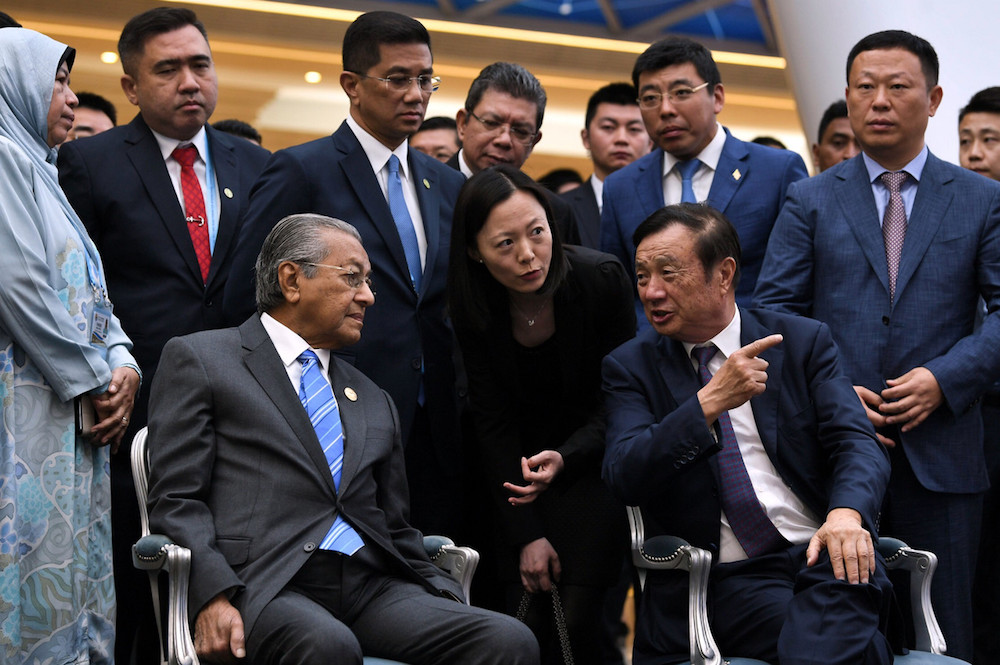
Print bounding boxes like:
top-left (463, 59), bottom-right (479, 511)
top-left (223, 121), bottom-right (465, 478)
top-left (602, 307), bottom-right (890, 662)
top-left (561, 179), bottom-right (601, 249)
top-left (601, 129), bottom-right (807, 314)
top-left (58, 115), bottom-right (270, 429)
top-left (754, 152), bottom-right (1000, 494)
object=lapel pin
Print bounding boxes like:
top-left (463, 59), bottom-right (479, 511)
top-left (422, 178), bottom-right (430, 189)
top-left (732, 169), bottom-right (741, 181)
top-left (344, 387), bottom-right (358, 402)
top-left (223, 187), bottom-right (234, 199)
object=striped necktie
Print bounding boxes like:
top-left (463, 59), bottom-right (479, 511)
top-left (298, 350), bottom-right (364, 555)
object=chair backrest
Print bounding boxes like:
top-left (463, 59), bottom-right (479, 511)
top-left (132, 426), bottom-right (152, 538)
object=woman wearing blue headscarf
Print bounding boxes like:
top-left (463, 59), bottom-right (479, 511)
top-left (0, 28), bottom-right (140, 662)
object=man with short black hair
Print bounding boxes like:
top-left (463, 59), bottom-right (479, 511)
top-left (562, 82), bottom-right (651, 248)
top-left (812, 100), bottom-right (859, 172)
top-left (959, 87), bottom-right (1000, 182)
top-left (224, 11), bottom-right (467, 539)
top-left (58, 8), bottom-right (270, 662)
top-left (411, 115), bottom-right (459, 162)
top-left (451, 61), bottom-right (581, 244)
top-left (67, 91), bottom-right (117, 141)
top-left (601, 37), bottom-right (807, 324)
top-left (755, 31), bottom-right (1000, 661)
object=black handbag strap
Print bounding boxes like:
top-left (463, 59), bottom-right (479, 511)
top-left (516, 585), bottom-right (575, 665)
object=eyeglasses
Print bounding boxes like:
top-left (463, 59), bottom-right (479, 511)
top-left (302, 263), bottom-right (376, 295)
top-left (467, 110), bottom-right (537, 145)
top-left (353, 73), bottom-right (441, 94)
top-left (637, 81), bottom-right (711, 110)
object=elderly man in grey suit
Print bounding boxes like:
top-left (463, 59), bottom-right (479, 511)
top-left (146, 214), bottom-right (538, 665)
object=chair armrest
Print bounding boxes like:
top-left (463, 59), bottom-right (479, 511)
top-left (879, 537), bottom-right (947, 655)
top-left (132, 534), bottom-right (200, 665)
top-left (424, 535), bottom-right (479, 605)
top-left (626, 507), bottom-right (721, 665)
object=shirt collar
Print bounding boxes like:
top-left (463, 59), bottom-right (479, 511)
top-left (682, 306), bottom-right (741, 361)
top-left (260, 312), bottom-right (332, 374)
top-left (589, 174), bottom-right (603, 207)
top-left (862, 145), bottom-right (928, 183)
top-left (153, 124), bottom-right (208, 163)
top-left (346, 114), bottom-right (410, 179)
top-left (457, 148), bottom-right (475, 179)
top-left (662, 122), bottom-right (726, 178)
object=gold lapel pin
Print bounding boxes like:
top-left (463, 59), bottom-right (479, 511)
top-left (732, 169), bottom-right (741, 181)
top-left (344, 387), bottom-right (358, 402)
top-left (223, 187), bottom-right (234, 199)
top-left (422, 178), bottom-right (430, 189)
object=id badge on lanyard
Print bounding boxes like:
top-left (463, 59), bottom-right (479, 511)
top-left (84, 249), bottom-right (112, 347)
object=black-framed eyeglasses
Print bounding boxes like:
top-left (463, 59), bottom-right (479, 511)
top-left (352, 73), bottom-right (441, 94)
top-left (302, 262), bottom-right (376, 295)
top-left (468, 110), bottom-right (537, 145)
top-left (637, 81), bottom-right (711, 110)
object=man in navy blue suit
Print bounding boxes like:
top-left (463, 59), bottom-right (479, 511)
top-left (754, 31), bottom-right (1000, 662)
top-left (601, 37), bottom-right (807, 325)
top-left (223, 11), bottom-right (466, 539)
top-left (603, 204), bottom-right (895, 664)
top-left (58, 8), bottom-right (270, 663)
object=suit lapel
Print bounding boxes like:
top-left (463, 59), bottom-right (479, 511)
top-left (124, 116), bottom-right (205, 285)
top-left (206, 127), bottom-right (239, 289)
top-left (836, 157), bottom-right (891, 297)
top-left (330, 360), bottom-right (365, 496)
top-left (636, 151), bottom-right (666, 217)
top-left (894, 153), bottom-right (952, 301)
top-left (334, 125), bottom-right (416, 297)
top-left (707, 130), bottom-right (748, 214)
top-left (742, 311), bottom-right (782, 460)
top-left (240, 318), bottom-right (339, 498)
top-left (410, 154), bottom-right (438, 300)
top-left (655, 335), bottom-right (703, 409)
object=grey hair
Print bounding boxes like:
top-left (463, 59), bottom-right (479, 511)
top-left (254, 213), bottom-right (362, 313)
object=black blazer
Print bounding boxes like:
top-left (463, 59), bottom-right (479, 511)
top-left (561, 180), bottom-right (601, 249)
top-left (455, 246), bottom-right (635, 583)
top-left (58, 115), bottom-right (270, 428)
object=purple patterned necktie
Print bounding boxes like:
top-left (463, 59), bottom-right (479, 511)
top-left (880, 171), bottom-right (908, 301)
top-left (692, 345), bottom-right (788, 558)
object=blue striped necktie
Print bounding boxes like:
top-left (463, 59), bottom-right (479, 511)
top-left (298, 350), bottom-right (364, 555)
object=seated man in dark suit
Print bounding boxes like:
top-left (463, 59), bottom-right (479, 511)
top-left (601, 204), bottom-right (897, 665)
top-left (450, 61), bottom-right (581, 244)
top-left (147, 213), bottom-right (539, 665)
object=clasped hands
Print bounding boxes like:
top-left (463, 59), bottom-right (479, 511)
top-left (854, 367), bottom-right (942, 447)
top-left (503, 450), bottom-right (565, 506)
top-left (87, 365), bottom-right (140, 452)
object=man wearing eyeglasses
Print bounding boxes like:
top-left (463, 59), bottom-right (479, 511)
top-left (601, 37), bottom-right (807, 328)
top-left (450, 62), bottom-right (582, 244)
top-left (224, 11), bottom-right (468, 541)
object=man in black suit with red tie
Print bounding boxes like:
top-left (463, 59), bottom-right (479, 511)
top-left (58, 8), bottom-right (269, 662)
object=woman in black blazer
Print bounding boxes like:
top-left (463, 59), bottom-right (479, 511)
top-left (449, 165), bottom-right (635, 664)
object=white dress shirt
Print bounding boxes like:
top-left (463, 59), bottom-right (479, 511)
top-left (684, 307), bottom-right (821, 562)
top-left (347, 115), bottom-right (427, 268)
top-left (660, 122), bottom-right (726, 206)
top-left (152, 125), bottom-right (221, 251)
top-left (260, 312), bottom-right (335, 396)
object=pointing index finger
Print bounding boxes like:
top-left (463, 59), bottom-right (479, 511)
top-left (740, 334), bottom-right (783, 359)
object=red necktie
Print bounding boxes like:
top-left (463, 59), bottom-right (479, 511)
top-left (172, 145), bottom-right (211, 283)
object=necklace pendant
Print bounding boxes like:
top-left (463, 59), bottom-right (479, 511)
top-left (527, 318), bottom-right (535, 327)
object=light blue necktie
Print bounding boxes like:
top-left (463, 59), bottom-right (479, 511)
top-left (677, 159), bottom-right (701, 203)
top-left (298, 350), bottom-right (364, 555)
top-left (387, 154), bottom-right (422, 292)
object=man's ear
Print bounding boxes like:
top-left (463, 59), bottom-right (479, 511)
top-left (121, 74), bottom-right (139, 106)
top-left (717, 256), bottom-right (737, 293)
top-left (277, 261), bottom-right (303, 304)
top-left (456, 108), bottom-right (468, 142)
top-left (340, 71), bottom-right (360, 106)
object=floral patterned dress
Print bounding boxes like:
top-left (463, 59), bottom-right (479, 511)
top-left (0, 29), bottom-right (137, 665)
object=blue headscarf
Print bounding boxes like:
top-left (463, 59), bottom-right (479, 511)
top-left (0, 28), bottom-right (106, 291)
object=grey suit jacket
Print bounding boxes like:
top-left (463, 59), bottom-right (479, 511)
top-left (146, 316), bottom-right (462, 636)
